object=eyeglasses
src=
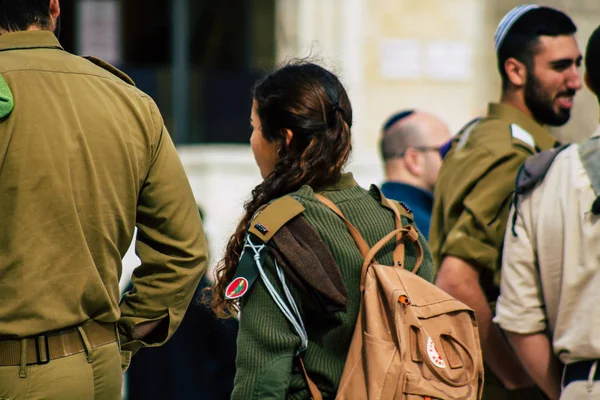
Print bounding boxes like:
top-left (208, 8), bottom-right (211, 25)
top-left (385, 146), bottom-right (443, 160)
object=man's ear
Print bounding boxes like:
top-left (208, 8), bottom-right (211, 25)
top-left (282, 128), bottom-right (294, 147)
top-left (504, 57), bottom-right (527, 87)
top-left (49, 0), bottom-right (60, 19)
top-left (403, 148), bottom-right (423, 177)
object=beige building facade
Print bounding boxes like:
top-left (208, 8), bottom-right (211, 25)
top-left (275, 0), bottom-right (599, 147)
top-left (122, 1), bottom-right (600, 284)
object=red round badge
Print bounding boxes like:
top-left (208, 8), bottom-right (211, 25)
top-left (225, 277), bottom-right (249, 299)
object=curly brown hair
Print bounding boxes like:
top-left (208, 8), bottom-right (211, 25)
top-left (209, 61), bottom-right (353, 318)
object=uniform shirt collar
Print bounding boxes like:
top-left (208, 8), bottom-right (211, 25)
top-left (319, 172), bottom-right (357, 192)
top-left (0, 30), bottom-right (63, 53)
top-left (592, 124), bottom-right (600, 138)
top-left (487, 102), bottom-right (557, 151)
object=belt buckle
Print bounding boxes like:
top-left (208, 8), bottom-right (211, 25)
top-left (35, 335), bottom-right (50, 365)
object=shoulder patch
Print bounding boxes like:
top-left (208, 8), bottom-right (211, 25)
top-left (511, 124), bottom-right (535, 149)
top-left (248, 195), bottom-right (305, 242)
top-left (225, 233), bottom-right (266, 300)
top-left (0, 75), bottom-right (14, 118)
top-left (225, 277), bottom-right (249, 299)
top-left (83, 56), bottom-right (136, 86)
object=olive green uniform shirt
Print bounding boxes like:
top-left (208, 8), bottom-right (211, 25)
top-left (429, 103), bottom-right (556, 302)
top-left (0, 31), bottom-right (207, 353)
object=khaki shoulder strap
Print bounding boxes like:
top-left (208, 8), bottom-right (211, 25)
top-left (315, 193), bottom-right (408, 290)
top-left (299, 357), bottom-right (323, 400)
top-left (247, 195), bottom-right (305, 242)
top-left (314, 194), bottom-right (370, 258)
top-left (83, 56), bottom-right (136, 86)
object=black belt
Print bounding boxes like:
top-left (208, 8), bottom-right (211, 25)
top-left (564, 360), bottom-right (600, 386)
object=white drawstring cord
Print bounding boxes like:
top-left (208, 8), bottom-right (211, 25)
top-left (245, 235), bottom-right (308, 353)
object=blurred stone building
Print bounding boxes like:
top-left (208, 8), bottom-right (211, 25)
top-left (59, 0), bottom-right (599, 280)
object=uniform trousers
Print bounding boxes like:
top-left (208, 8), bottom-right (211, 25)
top-left (0, 342), bottom-right (122, 400)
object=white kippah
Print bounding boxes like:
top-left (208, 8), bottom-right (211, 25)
top-left (494, 4), bottom-right (540, 52)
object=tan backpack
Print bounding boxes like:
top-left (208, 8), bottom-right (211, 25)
top-left (303, 194), bottom-right (484, 400)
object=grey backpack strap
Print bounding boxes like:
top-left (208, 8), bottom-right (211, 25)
top-left (578, 137), bottom-right (600, 214)
top-left (514, 144), bottom-right (571, 197)
top-left (510, 143), bottom-right (571, 236)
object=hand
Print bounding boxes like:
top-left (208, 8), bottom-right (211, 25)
top-left (131, 319), bottom-right (163, 340)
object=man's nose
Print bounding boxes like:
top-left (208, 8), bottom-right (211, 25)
top-left (566, 66), bottom-right (582, 91)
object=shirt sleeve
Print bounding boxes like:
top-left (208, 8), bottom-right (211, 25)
top-left (441, 149), bottom-right (527, 272)
top-left (232, 254), bottom-right (301, 400)
top-left (118, 98), bottom-right (208, 353)
top-left (494, 201), bottom-right (547, 334)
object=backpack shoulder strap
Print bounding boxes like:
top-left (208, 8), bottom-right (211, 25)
top-left (578, 137), bottom-right (600, 214)
top-left (247, 195), bottom-right (305, 242)
top-left (314, 194), bottom-right (370, 258)
top-left (509, 143), bottom-right (571, 236)
top-left (515, 143), bottom-right (571, 196)
top-left (315, 193), bottom-right (417, 289)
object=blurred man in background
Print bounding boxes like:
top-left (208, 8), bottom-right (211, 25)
top-left (0, 1), bottom-right (207, 399)
top-left (430, 5), bottom-right (582, 399)
top-left (379, 110), bottom-right (451, 239)
top-left (495, 25), bottom-right (600, 400)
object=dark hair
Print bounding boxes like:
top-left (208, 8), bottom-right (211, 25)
top-left (209, 61), bottom-right (353, 318)
top-left (497, 7), bottom-right (577, 89)
top-left (0, 0), bottom-right (51, 31)
top-left (585, 25), bottom-right (600, 97)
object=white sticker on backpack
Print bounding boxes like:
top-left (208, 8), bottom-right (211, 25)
top-left (427, 336), bottom-right (446, 369)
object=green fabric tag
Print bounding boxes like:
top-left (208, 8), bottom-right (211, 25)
top-left (225, 233), bottom-right (265, 299)
top-left (0, 75), bottom-right (13, 118)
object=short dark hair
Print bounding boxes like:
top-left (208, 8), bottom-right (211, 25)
top-left (585, 25), bottom-right (600, 97)
top-left (497, 7), bottom-right (577, 89)
top-left (0, 0), bottom-right (51, 32)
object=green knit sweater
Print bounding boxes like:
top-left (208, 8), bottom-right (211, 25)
top-left (231, 174), bottom-right (435, 400)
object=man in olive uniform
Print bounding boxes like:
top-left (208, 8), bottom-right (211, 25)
top-left (430, 5), bottom-right (582, 399)
top-left (0, 1), bottom-right (207, 399)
